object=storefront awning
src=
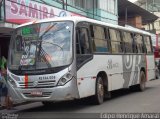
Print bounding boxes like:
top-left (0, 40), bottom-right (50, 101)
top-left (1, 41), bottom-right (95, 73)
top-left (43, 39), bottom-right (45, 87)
top-left (0, 22), bottom-right (17, 37)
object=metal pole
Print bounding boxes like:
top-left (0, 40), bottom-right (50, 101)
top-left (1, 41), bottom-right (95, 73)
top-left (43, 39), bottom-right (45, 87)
top-left (66, 0), bottom-right (67, 10)
top-left (152, 22), bottom-right (155, 30)
top-left (93, 0), bottom-right (95, 19)
top-left (125, 7), bottom-right (128, 25)
top-left (62, 0), bottom-right (64, 9)
top-left (0, 0), bottom-right (2, 20)
top-left (3, 0), bottom-right (5, 21)
top-left (148, 23), bottom-right (151, 30)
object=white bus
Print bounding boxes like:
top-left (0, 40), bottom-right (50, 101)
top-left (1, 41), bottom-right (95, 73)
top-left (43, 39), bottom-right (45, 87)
top-left (7, 17), bottom-right (155, 105)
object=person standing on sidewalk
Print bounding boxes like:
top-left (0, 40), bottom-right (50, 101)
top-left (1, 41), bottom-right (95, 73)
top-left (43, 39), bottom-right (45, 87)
top-left (0, 56), bottom-right (13, 109)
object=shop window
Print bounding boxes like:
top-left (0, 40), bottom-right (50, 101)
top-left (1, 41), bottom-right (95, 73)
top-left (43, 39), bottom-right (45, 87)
top-left (69, 0), bottom-right (86, 9)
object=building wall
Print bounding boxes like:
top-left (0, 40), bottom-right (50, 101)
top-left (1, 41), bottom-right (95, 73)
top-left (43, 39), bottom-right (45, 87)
top-left (144, 12), bottom-right (160, 34)
top-left (136, 0), bottom-right (160, 34)
top-left (0, 0), bottom-right (4, 21)
top-left (67, 0), bottom-right (118, 24)
top-left (119, 15), bottom-right (143, 29)
top-left (96, 0), bottom-right (118, 24)
top-left (0, 0), bottom-right (118, 25)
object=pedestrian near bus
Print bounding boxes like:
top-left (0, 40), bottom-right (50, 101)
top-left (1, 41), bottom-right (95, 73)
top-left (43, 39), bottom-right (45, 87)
top-left (0, 56), bottom-right (13, 109)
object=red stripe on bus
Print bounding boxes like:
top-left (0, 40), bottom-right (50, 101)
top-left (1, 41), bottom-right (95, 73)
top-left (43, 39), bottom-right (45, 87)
top-left (24, 75), bottom-right (28, 88)
top-left (145, 55), bottom-right (148, 81)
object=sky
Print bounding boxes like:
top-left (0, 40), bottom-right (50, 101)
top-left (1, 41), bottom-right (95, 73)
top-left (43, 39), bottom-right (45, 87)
top-left (128, 0), bottom-right (138, 3)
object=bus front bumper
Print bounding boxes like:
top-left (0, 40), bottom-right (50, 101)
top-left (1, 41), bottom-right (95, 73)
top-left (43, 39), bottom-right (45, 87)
top-left (7, 78), bottom-right (79, 102)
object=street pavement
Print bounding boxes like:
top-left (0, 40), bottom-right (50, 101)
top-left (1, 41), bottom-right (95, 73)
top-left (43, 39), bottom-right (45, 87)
top-left (0, 79), bottom-right (160, 118)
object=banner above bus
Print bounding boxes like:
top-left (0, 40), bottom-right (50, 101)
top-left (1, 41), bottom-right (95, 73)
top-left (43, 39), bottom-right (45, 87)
top-left (5, 0), bottom-right (84, 24)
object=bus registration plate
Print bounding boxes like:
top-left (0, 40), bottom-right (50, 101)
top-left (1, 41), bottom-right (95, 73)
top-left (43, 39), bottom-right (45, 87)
top-left (31, 91), bottom-right (42, 96)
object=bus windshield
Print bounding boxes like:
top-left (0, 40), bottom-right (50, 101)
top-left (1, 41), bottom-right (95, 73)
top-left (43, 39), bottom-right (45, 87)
top-left (8, 21), bottom-right (73, 70)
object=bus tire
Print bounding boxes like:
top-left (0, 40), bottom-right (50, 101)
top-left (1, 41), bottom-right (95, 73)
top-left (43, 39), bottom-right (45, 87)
top-left (136, 71), bottom-right (146, 91)
top-left (92, 76), bottom-right (104, 105)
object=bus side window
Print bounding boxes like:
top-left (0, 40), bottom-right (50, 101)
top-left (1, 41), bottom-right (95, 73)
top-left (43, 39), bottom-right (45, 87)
top-left (76, 30), bottom-right (81, 54)
top-left (134, 34), bottom-right (144, 53)
top-left (109, 29), bottom-right (123, 53)
top-left (90, 25), bottom-right (96, 52)
top-left (132, 34), bottom-right (137, 53)
top-left (106, 28), bottom-right (112, 53)
top-left (144, 36), bottom-right (152, 54)
top-left (122, 31), bottom-right (133, 53)
top-left (91, 25), bottom-right (108, 53)
top-left (76, 28), bottom-right (90, 54)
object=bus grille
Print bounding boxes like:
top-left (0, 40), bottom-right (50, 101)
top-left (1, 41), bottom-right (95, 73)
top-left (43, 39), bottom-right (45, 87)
top-left (23, 92), bottom-right (52, 98)
top-left (18, 80), bottom-right (56, 88)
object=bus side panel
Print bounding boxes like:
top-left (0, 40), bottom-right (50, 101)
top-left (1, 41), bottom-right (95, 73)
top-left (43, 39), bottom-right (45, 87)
top-left (106, 55), bottom-right (124, 91)
top-left (126, 55), bottom-right (146, 87)
top-left (146, 55), bottom-right (155, 80)
top-left (77, 55), bottom-right (124, 98)
top-left (77, 54), bottom-right (154, 99)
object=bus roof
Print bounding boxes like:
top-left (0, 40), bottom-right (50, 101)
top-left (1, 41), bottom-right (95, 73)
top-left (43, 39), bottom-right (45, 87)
top-left (17, 16), bottom-right (151, 36)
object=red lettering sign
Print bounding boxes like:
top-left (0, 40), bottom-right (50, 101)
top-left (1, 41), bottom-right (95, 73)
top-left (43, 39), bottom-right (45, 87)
top-left (6, 0), bottom-right (84, 24)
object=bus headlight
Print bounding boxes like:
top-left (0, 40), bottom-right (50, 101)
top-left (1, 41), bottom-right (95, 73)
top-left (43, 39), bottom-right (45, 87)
top-left (8, 76), bottom-right (17, 88)
top-left (57, 73), bottom-right (73, 86)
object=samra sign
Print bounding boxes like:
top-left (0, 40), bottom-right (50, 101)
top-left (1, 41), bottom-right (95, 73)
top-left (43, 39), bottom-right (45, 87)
top-left (5, 0), bottom-right (83, 24)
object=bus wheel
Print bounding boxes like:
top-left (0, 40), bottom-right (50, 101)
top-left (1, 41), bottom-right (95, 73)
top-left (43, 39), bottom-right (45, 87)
top-left (137, 71), bottom-right (146, 91)
top-left (93, 76), bottom-right (104, 105)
